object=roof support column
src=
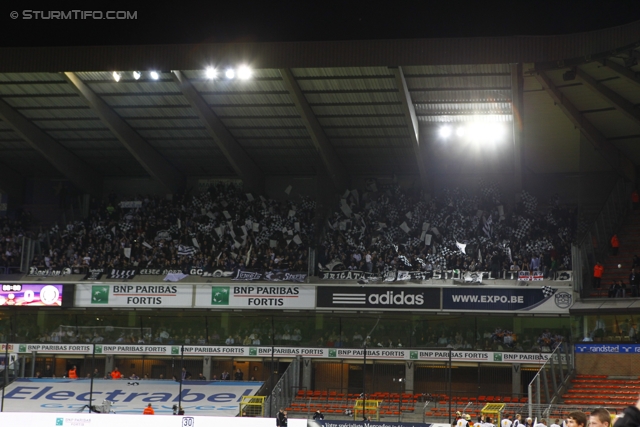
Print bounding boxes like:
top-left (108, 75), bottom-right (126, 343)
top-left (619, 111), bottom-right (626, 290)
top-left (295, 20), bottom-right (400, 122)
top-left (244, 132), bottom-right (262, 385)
top-left (511, 63), bottom-right (525, 193)
top-left (0, 98), bottom-right (100, 194)
top-left (171, 70), bottom-right (264, 193)
top-left (64, 72), bottom-right (185, 194)
top-left (279, 69), bottom-right (348, 193)
top-left (392, 66), bottom-right (429, 189)
top-left (576, 67), bottom-right (640, 122)
top-left (600, 58), bottom-right (640, 88)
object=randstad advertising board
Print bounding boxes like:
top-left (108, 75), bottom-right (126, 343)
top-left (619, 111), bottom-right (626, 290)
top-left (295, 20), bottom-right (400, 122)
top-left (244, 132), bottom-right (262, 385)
top-left (2, 378), bottom-right (262, 416)
top-left (194, 284), bottom-right (316, 309)
top-left (574, 344), bottom-right (640, 354)
top-left (442, 287), bottom-right (573, 312)
top-left (75, 284), bottom-right (193, 308)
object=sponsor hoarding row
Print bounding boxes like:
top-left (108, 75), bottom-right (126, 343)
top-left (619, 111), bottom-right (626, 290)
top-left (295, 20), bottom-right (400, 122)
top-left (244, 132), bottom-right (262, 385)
top-left (72, 284), bottom-right (573, 312)
top-left (574, 344), bottom-right (640, 353)
top-left (11, 343), bottom-right (570, 364)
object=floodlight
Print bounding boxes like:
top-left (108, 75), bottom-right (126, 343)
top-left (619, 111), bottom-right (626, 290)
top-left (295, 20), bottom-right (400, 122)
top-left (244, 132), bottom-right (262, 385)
top-left (237, 66), bottom-right (252, 80)
top-left (456, 127), bottom-right (465, 137)
top-left (132, 71), bottom-right (141, 80)
top-left (205, 67), bottom-right (217, 79)
top-left (112, 72), bottom-right (121, 82)
top-left (150, 71), bottom-right (160, 80)
top-left (438, 125), bottom-right (452, 138)
top-left (225, 69), bottom-right (235, 79)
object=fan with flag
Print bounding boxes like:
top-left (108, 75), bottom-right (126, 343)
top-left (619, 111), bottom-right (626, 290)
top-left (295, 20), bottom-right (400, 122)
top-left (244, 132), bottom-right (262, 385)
top-left (542, 285), bottom-right (557, 298)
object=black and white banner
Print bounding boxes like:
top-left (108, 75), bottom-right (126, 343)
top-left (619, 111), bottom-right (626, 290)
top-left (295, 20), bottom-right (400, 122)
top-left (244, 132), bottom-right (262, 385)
top-left (28, 267), bottom-right (72, 277)
top-left (188, 267), bottom-right (234, 278)
top-left (82, 269), bottom-right (104, 281)
top-left (105, 269), bottom-right (137, 279)
top-left (232, 270), bottom-right (308, 282)
top-left (319, 270), bottom-right (430, 282)
top-left (518, 270), bottom-right (544, 281)
top-left (317, 286), bottom-right (440, 310)
top-left (137, 268), bottom-right (185, 276)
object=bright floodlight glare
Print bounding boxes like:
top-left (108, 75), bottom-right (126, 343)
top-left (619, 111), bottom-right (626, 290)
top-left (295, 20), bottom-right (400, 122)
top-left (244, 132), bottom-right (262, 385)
top-left (225, 69), bottom-right (235, 79)
top-left (456, 126), bottom-right (465, 137)
top-left (439, 125), bottom-right (452, 138)
top-left (205, 67), bottom-right (217, 79)
top-left (132, 71), bottom-right (141, 80)
top-left (237, 66), bottom-right (252, 80)
top-left (112, 71), bottom-right (121, 82)
top-left (150, 71), bottom-right (160, 80)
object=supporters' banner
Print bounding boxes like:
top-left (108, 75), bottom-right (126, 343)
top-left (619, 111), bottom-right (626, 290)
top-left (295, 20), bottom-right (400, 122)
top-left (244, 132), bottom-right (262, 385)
top-left (232, 269), bottom-right (308, 282)
top-left (194, 284), bottom-right (316, 309)
top-left (556, 270), bottom-right (573, 281)
top-left (0, 284), bottom-right (62, 306)
top-left (317, 286), bottom-right (440, 310)
top-left (518, 270), bottom-right (544, 281)
top-left (74, 284), bottom-right (192, 308)
top-left (105, 268), bottom-right (137, 279)
top-left (137, 268), bottom-right (184, 276)
top-left (28, 267), bottom-right (71, 277)
top-left (118, 201), bottom-right (142, 208)
top-left (463, 271), bottom-right (482, 283)
top-left (574, 344), bottom-right (640, 354)
top-left (319, 270), bottom-right (427, 282)
top-left (189, 267), bottom-right (234, 278)
top-left (442, 287), bottom-right (573, 312)
top-left (81, 269), bottom-right (103, 281)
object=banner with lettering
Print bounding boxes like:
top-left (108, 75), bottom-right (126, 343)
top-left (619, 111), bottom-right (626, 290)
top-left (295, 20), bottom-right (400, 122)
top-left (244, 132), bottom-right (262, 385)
top-left (74, 284), bottom-right (192, 308)
top-left (194, 284), bottom-right (316, 309)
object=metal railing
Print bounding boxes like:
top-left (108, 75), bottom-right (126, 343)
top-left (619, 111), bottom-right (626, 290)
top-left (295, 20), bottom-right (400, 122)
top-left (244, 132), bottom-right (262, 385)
top-left (265, 356), bottom-right (301, 418)
top-left (575, 178), bottom-right (632, 297)
top-left (527, 344), bottom-right (574, 419)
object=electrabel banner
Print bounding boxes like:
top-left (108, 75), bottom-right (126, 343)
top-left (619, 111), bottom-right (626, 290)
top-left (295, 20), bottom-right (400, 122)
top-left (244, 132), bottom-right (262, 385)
top-left (316, 286), bottom-right (440, 310)
top-left (2, 378), bottom-right (263, 416)
top-left (442, 287), bottom-right (573, 312)
top-left (194, 284), bottom-right (316, 309)
top-left (74, 284), bottom-right (192, 307)
top-left (574, 344), bottom-right (640, 354)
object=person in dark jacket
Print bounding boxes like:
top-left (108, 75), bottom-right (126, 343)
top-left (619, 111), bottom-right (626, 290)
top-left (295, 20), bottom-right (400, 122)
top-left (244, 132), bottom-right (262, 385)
top-left (276, 408), bottom-right (287, 427)
top-left (614, 396), bottom-right (640, 427)
top-left (313, 410), bottom-right (325, 420)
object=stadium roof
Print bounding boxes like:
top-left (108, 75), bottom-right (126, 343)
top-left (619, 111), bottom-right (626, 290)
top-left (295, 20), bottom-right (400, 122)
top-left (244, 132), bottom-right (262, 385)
top-left (0, 20), bottom-right (640, 195)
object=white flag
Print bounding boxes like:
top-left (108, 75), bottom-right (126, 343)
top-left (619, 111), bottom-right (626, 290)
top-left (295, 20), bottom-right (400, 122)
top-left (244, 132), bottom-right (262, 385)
top-left (246, 193), bottom-right (254, 201)
top-left (124, 248), bottom-right (131, 258)
top-left (400, 222), bottom-right (410, 234)
top-left (425, 234), bottom-right (432, 245)
top-left (284, 185), bottom-right (292, 195)
top-left (223, 211), bottom-right (231, 220)
top-left (293, 235), bottom-right (302, 245)
top-left (456, 241), bottom-right (466, 254)
top-left (142, 241), bottom-right (153, 249)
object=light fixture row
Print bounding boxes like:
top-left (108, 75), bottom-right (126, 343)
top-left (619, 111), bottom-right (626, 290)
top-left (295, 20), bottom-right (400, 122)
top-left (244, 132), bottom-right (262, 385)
top-left (112, 66), bottom-right (252, 82)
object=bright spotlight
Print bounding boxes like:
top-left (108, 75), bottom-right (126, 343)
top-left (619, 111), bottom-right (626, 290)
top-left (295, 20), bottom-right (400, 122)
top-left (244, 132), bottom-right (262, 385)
top-left (439, 125), bottom-right (452, 139)
top-left (456, 127), bottom-right (465, 137)
top-left (132, 71), bottom-right (141, 80)
top-left (150, 71), bottom-right (160, 80)
top-left (205, 67), bottom-right (217, 79)
top-left (237, 66), bottom-right (252, 80)
top-left (225, 69), bottom-right (235, 79)
top-left (112, 72), bottom-right (121, 82)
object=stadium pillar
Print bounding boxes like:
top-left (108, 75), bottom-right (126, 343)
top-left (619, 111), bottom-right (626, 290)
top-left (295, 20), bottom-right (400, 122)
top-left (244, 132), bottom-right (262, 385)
top-left (301, 358), bottom-right (312, 392)
top-left (404, 361), bottom-right (414, 394)
top-left (512, 363), bottom-right (521, 398)
top-left (511, 63), bottom-right (524, 193)
top-left (105, 355), bottom-right (114, 376)
top-left (202, 356), bottom-right (212, 380)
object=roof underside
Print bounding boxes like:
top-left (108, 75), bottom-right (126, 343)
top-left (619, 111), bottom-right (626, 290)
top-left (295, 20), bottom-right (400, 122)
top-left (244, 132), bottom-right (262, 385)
top-left (0, 24), bottom-right (639, 188)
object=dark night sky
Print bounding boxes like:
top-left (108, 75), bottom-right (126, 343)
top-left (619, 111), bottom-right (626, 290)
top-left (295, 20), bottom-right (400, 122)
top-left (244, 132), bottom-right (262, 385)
top-left (1, 0), bottom-right (640, 47)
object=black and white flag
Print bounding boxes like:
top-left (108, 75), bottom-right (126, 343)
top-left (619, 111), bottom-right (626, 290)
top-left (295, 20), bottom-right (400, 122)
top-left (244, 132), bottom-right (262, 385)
top-left (483, 215), bottom-right (493, 238)
top-left (177, 245), bottom-right (198, 256)
top-left (82, 269), bottom-right (104, 281)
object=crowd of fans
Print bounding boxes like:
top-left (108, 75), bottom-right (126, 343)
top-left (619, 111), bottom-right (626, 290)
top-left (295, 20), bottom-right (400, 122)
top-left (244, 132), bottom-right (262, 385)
top-left (28, 184), bottom-right (316, 274)
top-left (319, 181), bottom-right (575, 277)
top-left (0, 212), bottom-right (35, 270)
top-left (0, 180), bottom-right (578, 277)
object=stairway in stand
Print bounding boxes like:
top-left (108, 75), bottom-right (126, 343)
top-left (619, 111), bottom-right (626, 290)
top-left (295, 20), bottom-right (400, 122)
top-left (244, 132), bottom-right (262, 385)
top-left (593, 210), bottom-right (640, 296)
